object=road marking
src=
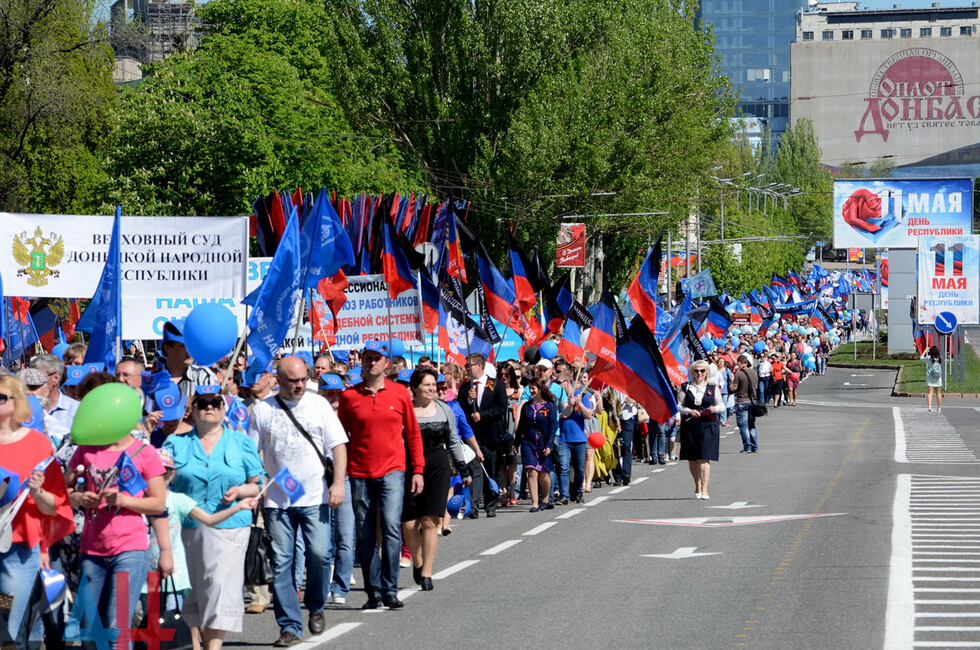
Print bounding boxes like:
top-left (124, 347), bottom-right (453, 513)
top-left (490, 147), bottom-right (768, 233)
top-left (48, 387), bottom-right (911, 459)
top-left (618, 513), bottom-right (845, 528)
top-left (641, 546), bottom-right (721, 559)
top-left (522, 522), bottom-right (557, 536)
top-left (708, 501), bottom-right (764, 510)
top-left (851, 374), bottom-right (874, 377)
top-left (651, 468), bottom-right (667, 473)
top-left (314, 623), bottom-right (361, 644)
top-left (481, 539), bottom-right (521, 555)
top-left (893, 407), bottom-right (908, 464)
top-left (843, 382), bottom-right (867, 386)
top-left (556, 508), bottom-right (585, 519)
top-left (609, 486), bottom-right (629, 494)
top-left (584, 496), bottom-right (608, 507)
top-left (894, 409), bottom-right (979, 464)
top-left (432, 560), bottom-right (479, 580)
top-left (632, 477), bottom-right (649, 484)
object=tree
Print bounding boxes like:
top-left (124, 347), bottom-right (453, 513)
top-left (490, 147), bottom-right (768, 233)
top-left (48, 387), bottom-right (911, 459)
top-left (0, 0), bottom-right (115, 213)
top-left (768, 117), bottom-right (834, 242)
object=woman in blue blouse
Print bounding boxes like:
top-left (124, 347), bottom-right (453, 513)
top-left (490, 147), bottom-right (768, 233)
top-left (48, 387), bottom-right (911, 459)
top-left (515, 378), bottom-right (558, 512)
top-left (164, 387), bottom-right (262, 650)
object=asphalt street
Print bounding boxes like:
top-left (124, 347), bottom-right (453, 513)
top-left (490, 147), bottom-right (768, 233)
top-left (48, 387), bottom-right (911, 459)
top-left (221, 365), bottom-right (980, 649)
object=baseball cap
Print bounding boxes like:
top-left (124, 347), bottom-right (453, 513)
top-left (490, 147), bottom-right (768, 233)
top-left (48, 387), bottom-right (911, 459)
top-left (154, 383), bottom-right (187, 422)
top-left (162, 319), bottom-right (185, 345)
top-left (535, 359), bottom-right (553, 369)
top-left (158, 448), bottom-right (176, 469)
top-left (362, 339), bottom-right (390, 356)
top-left (195, 385), bottom-right (222, 395)
top-left (396, 369), bottom-right (413, 384)
top-left (63, 363), bottom-right (102, 386)
top-left (318, 374), bottom-right (345, 391)
top-left (16, 368), bottom-right (47, 389)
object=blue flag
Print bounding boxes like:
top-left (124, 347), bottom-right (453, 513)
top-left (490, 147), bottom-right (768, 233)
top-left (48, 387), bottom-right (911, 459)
top-left (77, 207), bottom-right (123, 372)
top-left (114, 451), bottom-right (147, 496)
top-left (300, 188), bottom-right (355, 289)
top-left (274, 466), bottom-right (306, 504)
top-left (224, 396), bottom-right (250, 432)
top-left (686, 267), bottom-right (718, 300)
top-left (244, 212), bottom-right (302, 367)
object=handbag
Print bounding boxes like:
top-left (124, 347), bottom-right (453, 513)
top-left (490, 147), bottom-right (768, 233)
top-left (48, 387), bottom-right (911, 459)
top-left (244, 509), bottom-right (275, 586)
top-left (136, 576), bottom-right (193, 650)
top-left (275, 396), bottom-right (335, 486)
top-left (751, 402), bottom-right (768, 417)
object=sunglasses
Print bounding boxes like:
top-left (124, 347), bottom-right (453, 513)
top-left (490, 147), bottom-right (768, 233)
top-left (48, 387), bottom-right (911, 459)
top-left (693, 369), bottom-right (707, 374)
top-left (194, 397), bottom-right (224, 410)
top-left (0, 393), bottom-right (9, 404)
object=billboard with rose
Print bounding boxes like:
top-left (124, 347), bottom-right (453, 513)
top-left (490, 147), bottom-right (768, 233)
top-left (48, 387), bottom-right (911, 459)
top-left (833, 178), bottom-right (973, 249)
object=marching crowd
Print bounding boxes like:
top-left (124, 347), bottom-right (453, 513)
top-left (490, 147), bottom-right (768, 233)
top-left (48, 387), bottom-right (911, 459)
top-left (0, 316), bottom-right (846, 649)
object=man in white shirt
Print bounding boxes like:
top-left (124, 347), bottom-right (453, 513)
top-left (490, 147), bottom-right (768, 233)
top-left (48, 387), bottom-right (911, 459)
top-left (30, 353), bottom-right (78, 446)
top-left (249, 356), bottom-right (348, 647)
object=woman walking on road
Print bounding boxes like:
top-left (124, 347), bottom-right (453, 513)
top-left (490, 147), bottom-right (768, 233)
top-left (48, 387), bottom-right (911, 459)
top-left (923, 345), bottom-right (943, 412)
top-left (677, 360), bottom-right (725, 500)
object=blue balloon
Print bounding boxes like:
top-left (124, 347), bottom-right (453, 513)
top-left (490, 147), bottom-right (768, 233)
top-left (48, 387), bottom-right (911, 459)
top-left (713, 338), bottom-right (725, 347)
top-left (51, 342), bottom-right (71, 359)
top-left (388, 338), bottom-right (405, 358)
top-left (701, 338), bottom-right (715, 352)
top-left (831, 336), bottom-right (841, 345)
top-left (804, 359), bottom-right (816, 370)
top-left (540, 340), bottom-right (558, 360)
top-left (183, 303), bottom-right (239, 366)
top-left (752, 341), bottom-right (766, 354)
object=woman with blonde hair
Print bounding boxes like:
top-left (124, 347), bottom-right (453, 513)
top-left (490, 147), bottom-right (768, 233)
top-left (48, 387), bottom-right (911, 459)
top-left (439, 362), bottom-right (463, 401)
top-left (677, 360), bottom-right (725, 500)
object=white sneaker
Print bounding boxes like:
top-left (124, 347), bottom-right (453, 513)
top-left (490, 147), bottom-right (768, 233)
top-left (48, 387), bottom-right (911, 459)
top-left (350, 575), bottom-right (356, 586)
top-left (938, 408), bottom-right (942, 413)
top-left (929, 407), bottom-right (933, 412)
top-left (330, 595), bottom-right (346, 604)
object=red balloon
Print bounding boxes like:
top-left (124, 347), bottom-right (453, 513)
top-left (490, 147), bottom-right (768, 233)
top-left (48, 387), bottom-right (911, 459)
top-left (588, 432), bottom-right (605, 449)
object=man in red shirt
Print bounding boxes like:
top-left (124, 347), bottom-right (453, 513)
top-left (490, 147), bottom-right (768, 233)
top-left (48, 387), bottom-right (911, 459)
top-left (338, 339), bottom-right (424, 610)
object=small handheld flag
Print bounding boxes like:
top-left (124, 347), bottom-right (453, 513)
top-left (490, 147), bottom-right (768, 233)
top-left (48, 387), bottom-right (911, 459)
top-left (114, 451), bottom-right (147, 496)
top-left (273, 467), bottom-right (306, 505)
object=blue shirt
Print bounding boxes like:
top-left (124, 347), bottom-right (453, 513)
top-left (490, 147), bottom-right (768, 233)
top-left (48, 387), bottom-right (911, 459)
top-left (164, 427), bottom-right (263, 529)
top-left (559, 392), bottom-right (592, 444)
top-left (448, 400), bottom-right (475, 441)
top-left (520, 381), bottom-right (567, 406)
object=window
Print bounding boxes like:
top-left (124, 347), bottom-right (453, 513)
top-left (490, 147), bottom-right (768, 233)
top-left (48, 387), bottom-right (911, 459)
top-left (940, 26), bottom-right (952, 36)
top-left (802, 31), bottom-right (814, 40)
top-left (822, 30), bottom-right (834, 40)
top-left (900, 28), bottom-right (912, 38)
top-left (746, 69), bottom-right (771, 82)
top-left (842, 30), bottom-right (854, 40)
top-left (961, 26), bottom-right (973, 36)
top-left (881, 28), bottom-right (894, 38)
top-left (861, 29), bottom-right (873, 39)
top-left (920, 28), bottom-right (932, 37)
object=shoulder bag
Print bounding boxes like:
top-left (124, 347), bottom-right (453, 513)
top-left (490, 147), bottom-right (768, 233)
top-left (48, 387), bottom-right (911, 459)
top-left (275, 396), bottom-right (335, 486)
top-left (244, 508), bottom-right (275, 586)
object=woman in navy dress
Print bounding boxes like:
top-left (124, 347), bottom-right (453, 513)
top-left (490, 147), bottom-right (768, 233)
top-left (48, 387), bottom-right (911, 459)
top-left (678, 360), bottom-right (725, 500)
top-left (515, 378), bottom-right (558, 512)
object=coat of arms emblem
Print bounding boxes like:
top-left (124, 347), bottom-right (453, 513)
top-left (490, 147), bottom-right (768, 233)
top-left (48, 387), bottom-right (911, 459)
top-left (13, 227), bottom-right (64, 287)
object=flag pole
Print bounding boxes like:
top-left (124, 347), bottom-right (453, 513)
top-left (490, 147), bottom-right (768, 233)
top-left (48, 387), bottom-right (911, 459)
top-left (494, 305), bottom-right (517, 361)
top-left (290, 292), bottom-right (307, 355)
top-left (221, 327), bottom-right (249, 394)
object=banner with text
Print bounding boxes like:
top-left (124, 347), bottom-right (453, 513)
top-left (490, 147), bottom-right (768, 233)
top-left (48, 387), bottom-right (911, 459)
top-left (328, 274), bottom-right (425, 350)
top-left (833, 179), bottom-right (973, 249)
top-left (917, 235), bottom-right (979, 326)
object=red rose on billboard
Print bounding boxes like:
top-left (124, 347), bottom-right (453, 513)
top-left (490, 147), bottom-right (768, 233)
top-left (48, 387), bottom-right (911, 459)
top-left (880, 257), bottom-right (889, 287)
top-left (842, 189), bottom-right (882, 233)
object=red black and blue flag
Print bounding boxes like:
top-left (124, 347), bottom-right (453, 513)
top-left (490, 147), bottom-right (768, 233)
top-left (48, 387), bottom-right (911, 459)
top-left (627, 235), bottom-right (662, 328)
top-left (381, 223), bottom-right (417, 299)
top-left (585, 283), bottom-right (618, 368)
top-left (703, 298), bottom-right (734, 339)
top-left (476, 244), bottom-right (517, 327)
top-left (557, 300), bottom-right (594, 361)
top-left (506, 232), bottom-right (536, 314)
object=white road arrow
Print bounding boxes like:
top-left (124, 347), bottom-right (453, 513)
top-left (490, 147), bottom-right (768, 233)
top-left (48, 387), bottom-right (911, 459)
top-left (642, 547), bottom-right (721, 559)
top-left (707, 502), bottom-right (764, 510)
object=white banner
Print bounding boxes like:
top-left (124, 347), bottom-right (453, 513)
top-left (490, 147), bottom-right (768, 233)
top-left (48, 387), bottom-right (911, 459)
top-left (0, 214), bottom-right (249, 339)
top-left (917, 235), bottom-right (979, 326)
top-left (328, 274), bottom-right (424, 350)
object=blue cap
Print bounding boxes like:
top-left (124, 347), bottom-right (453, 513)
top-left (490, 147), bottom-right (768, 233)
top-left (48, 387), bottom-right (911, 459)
top-left (332, 350), bottom-right (349, 364)
top-left (142, 369), bottom-right (172, 394)
top-left (63, 363), bottom-right (101, 386)
top-left (242, 361), bottom-right (274, 388)
top-left (362, 339), bottom-right (390, 356)
top-left (0, 468), bottom-right (20, 508)
top-left (195, 385), bottom-right (221, 395)
top-left (154, 383), bottom-right (186, 422)
top-left (318, 374), bottom-right (345, 391)
top-left (162, 319), bottom-right (185, 344)
top-left (437, 374), bottom-right (445, 383)
top-left (396, 369), bottom-right (413, 384)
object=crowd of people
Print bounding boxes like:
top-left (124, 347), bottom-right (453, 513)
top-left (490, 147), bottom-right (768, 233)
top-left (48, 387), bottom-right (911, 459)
top-left (0, 315), bottom-right (851, 649)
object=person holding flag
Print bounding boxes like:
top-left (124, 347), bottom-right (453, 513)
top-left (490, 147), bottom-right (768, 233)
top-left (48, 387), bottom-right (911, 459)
top-left (165, 386), bottom-right (263, 649)
top-left (0, 374), bottom-right (74, 647)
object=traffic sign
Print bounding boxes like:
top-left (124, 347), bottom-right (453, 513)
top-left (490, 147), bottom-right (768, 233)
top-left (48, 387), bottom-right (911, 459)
top-left (935, 311), bottom-right (958, 334)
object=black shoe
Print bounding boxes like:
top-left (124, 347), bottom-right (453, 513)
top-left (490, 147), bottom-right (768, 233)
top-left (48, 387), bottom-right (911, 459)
top-left (486, 510), bottom-right (496, 518)
top-left (308, 612), bottom-right (326, 635)
top-left (561, 498), bottom-right (569, 505)
top-left (543, 501), bottom-right (555, 510)
top-left (623, 476), bottom-right (630, 486)
top-left (419, 577), bottom-right (433, 591)
top-left (613, 480), bottom-right (623, 487)
top-left (467, 511), bottom-right (479, 519)
top-left (382, 594), bottom-right (404, 609)
top-left (362, 597), bottom-right (380, 610)
top-left (575, 495), bottom-right (584, 504)
top-left (273, 632), bottom-right (302, 647)
top-left (412, 565), bottom-right (422, 586)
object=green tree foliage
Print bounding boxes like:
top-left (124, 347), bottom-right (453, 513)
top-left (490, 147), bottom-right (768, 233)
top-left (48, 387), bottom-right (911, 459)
top-left (0, 0), bottom-right (114, 212)
top-left (767, 118), bottom-right (834, 241)
top-left (103, 0), bottom-right (417, 216)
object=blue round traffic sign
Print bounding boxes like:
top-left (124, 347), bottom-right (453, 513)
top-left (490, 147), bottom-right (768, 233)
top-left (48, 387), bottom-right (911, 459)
top-left (935, 311), bottom-right (958, 334)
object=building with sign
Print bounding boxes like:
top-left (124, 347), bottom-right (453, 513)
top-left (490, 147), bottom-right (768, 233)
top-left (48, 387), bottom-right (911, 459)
top-left (791, 2), bottom-right (980, 177)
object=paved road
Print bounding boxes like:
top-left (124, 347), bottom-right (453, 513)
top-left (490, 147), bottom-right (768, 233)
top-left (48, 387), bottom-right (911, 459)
top-left (217, 366), bottom-right (980, 649)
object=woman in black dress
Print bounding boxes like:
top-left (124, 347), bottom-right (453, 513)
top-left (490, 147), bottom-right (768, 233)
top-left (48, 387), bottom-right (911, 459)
top-left (403, 368), bottom-right (471, 590)
top-left (678, 360), bottom-right (725, 500)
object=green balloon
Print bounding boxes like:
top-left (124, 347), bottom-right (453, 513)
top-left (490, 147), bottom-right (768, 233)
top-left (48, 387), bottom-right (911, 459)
top-left (70, 383), bottom-right (142, 446)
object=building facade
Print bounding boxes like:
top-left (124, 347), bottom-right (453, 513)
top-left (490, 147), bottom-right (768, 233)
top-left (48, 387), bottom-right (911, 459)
top-left (110, 0), bottom-right (200, 81)
top-left (791, 2), bottom-right (980, 177)
top-left (698, 0), bottom-right (812, 144)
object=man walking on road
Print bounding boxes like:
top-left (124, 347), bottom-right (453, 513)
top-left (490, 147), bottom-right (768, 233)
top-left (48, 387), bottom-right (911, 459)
top-left (732, 354), bottom-right (760, 453)
top-left (250, 356), bottom-right (349, 647)
top-left (339, 340), bottom-right (425, 610)
top-left (459, 353), bottom-right (509, 518)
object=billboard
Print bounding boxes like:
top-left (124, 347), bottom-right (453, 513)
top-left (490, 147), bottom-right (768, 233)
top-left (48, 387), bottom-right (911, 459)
top-left (556, 223), bottom-right (586, 267)
top-left (791, 41), bottom-right (980, 169)
top-left (917, 235), bottom-right (979, 326)
top-left (833, 178), bottom-right (973, 249)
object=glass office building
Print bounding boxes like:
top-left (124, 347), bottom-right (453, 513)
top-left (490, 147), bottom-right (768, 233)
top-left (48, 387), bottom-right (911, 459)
top-left (697, 0), bottom-right (811, 143)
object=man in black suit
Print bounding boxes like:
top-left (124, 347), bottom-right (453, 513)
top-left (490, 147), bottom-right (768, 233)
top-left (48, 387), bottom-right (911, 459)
top-left (458, 353), bottom-right (509, 518)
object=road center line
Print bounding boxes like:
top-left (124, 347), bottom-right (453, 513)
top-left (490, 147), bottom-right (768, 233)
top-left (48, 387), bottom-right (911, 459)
top-left (523, 522), bottom-right (558, 536)
top-left (315, 623), bottom-right (362, 644)
top-left (556, 507), bottom-right (585, 519)
top-left (481, 539), bottom-right (522, 555)
top-left (609, 486), bottom-right (629, 494)
top-left (432, 560), bottom-right (479, 580)
top-left (632, 477), bottom-right (649, 484)
top-left (584, 496), bottom-right (608, 506)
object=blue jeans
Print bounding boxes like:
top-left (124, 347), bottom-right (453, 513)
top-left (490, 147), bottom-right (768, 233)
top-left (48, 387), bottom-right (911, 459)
top-left (351, 472), bottom-right (404, 598)
top-left (735, 403), bottom-right (758, 451)
top-left (328, 478), bottom-right (354, 599)
top-left (614, 418), bottom-right (636, 481)
top-left (0, 542), bottom-right (41, 645)
top-left (75, 550), bottom-right (148, 648)
top-left (816, 356), bottom-right (827, 374)
top-left (758, 377), bottom-right (770, 404)
top-left (265, 505), bottom-right (331, 637)
top-left (558, 440), bottom-right (586, 500)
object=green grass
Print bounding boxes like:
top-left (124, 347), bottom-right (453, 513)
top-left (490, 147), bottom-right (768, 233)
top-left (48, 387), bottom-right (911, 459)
top-left (829, 341), bottom-right (980, 393)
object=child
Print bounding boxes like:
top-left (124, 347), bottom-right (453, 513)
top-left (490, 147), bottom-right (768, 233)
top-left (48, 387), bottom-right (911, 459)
top-left (145, 449), bottom-right (258, 650)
